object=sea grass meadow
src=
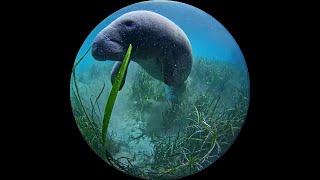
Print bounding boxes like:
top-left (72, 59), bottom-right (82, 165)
top-left (70, 1), bottom-right (250, 179)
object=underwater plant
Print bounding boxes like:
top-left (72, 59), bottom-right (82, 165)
top-left (104, 57), bottom-right (249, 179)
top-left (101, 44), bottom-right (132, 144)
top-left (71, 52), bottom-right (249, 179)
top-left (69, 1), bottom-right (251, 179)
top-left (70, 45), bottom-right (141, 174)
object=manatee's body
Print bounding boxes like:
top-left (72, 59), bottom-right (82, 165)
top-left (92, 10), bottom-right (192, 102)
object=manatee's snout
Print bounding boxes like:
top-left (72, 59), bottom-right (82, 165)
top-left (92, 31), bottom-right (124, 61)
top-left (92, 34), bottom-right (107, 61)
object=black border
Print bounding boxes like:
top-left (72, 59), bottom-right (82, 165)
top-left (29, 0), bottom-right (279, 179)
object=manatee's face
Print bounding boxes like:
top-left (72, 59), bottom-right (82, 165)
top-left (92, 15), bottom-right (139, 61)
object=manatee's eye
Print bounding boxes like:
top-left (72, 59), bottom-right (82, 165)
top-left (124, 20), bottom-right (134, 27)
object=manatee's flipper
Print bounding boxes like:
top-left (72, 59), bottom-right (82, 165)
top-left (111, 61), bottom-right (128, 91)
top-left (165, 84), bottom-right (187, 105)
top-left (163, 57), bottom-right (187, 103)
top-left (165, 85), bottom-right (178, 103)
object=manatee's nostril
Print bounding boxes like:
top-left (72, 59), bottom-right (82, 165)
top-left (92, 42), bottom-right (98, 51)
top-left (92, 45), bottom-right (103, 55)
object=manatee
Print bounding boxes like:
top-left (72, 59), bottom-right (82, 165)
top-left (92, 10), bottom-right (192, 102)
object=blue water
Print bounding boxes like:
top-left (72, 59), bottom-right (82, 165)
top-left (72, 1), bottom-right (250, 178)
top-left (75, 0), bottom-right (247, 75)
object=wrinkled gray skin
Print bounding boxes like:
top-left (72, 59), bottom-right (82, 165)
top-left (92, 10), bottom-right (192, 101)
